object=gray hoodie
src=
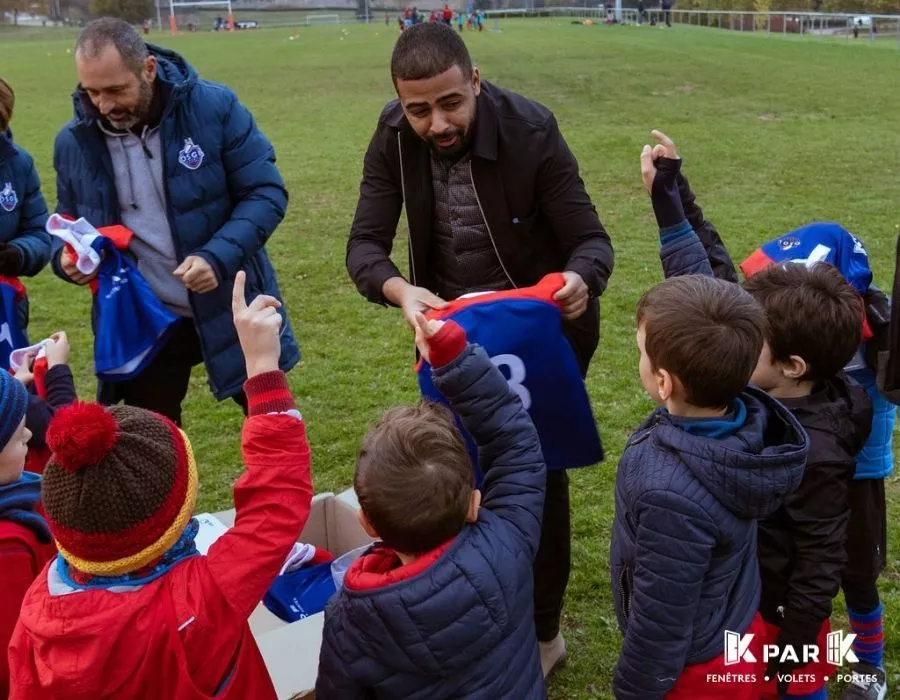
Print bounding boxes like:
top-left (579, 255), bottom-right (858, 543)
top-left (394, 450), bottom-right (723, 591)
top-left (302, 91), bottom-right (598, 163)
top-left (101, 122), bottom-right (192, 317)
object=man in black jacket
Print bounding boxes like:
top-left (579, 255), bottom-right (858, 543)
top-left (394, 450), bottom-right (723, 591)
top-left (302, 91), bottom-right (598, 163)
top-left (346, 22), bottom-right (614, 678)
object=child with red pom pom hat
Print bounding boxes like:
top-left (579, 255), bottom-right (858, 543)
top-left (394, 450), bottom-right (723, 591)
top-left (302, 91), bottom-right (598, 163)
top-left (0, 368), bottom-right (57, 699)
top-left (7, 272), bottom-right (314, 700)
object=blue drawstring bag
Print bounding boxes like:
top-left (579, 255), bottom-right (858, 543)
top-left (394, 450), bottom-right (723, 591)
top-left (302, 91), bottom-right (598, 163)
top-left (47, 215), bottom-right (179, 383)
top-left (89, 237), bottom-right (179, 383)
top-left (263, 562), bottom-right (338, 622)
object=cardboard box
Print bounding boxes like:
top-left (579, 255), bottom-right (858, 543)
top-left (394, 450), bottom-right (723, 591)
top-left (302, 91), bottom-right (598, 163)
top-left (202, 489), bottom-right (373, 700)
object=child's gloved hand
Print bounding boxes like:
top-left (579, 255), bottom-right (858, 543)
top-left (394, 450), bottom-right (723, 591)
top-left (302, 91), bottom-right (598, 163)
top-left (0, 242), bottom-right (23, 277)
top-left (415, 313), bottom-right (466, 368)
top-left (232, 271), bottom-right (283, 378)
top-left (640, 130), bottom-right (687, 230)
top-left (44, 332), bottom-right (70, 368)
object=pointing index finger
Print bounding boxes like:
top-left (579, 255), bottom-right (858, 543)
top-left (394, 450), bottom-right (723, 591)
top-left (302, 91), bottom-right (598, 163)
top-left (651, 130), bottom-right (677, 157)
top-left (232, 271), bottom-right (248, 314)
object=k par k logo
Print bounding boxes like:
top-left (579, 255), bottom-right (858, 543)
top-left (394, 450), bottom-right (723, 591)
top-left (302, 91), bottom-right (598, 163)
top-left (723, 629), bottom-right (859, 667)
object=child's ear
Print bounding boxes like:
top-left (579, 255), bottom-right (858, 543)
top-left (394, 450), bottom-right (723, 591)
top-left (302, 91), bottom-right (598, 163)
top-left (465, 489), bottom-right (481, 523)
top-left (656, 368), bottom-right (674, 402)
top-left (357, 509), bottom-right (380, 539)
top-left (782, 355), bottom-right (809, 381)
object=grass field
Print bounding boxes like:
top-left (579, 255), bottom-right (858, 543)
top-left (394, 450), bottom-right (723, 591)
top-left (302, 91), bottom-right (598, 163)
top-left (1, 19), bottom-right (899, 698)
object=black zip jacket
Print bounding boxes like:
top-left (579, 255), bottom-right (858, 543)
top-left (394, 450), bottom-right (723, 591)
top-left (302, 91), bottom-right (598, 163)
top-left (346, 80), bottom-right (614, 372)
top-left (758, 375), bottom-right (872, 643)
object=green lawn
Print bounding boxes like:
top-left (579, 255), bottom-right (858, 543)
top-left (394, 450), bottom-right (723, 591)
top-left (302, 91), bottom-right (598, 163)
top-left (1, 19), bottom-right (898, 698)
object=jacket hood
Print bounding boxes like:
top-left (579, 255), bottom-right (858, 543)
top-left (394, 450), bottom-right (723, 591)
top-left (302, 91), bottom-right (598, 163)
top-left (650, 387), bottom-right (809, 519)
top-left (779, 374), bottom-right (872, 464)
top-left (14, 563), bottom-right (174, 697)
top-left (328, 521), bottom-right (525, 676)
top-left (0, 128), bottom-right (16, 162)
top-left (72, 44), bottom-right (197, 124)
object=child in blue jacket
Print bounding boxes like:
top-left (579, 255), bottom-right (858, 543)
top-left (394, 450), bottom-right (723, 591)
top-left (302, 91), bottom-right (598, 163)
top-left (0, 78), bottom-right (51, 282)
top-left (316, 314), bottom-right (547, 699)
top-left (610, 272), bottom-right (808, 699)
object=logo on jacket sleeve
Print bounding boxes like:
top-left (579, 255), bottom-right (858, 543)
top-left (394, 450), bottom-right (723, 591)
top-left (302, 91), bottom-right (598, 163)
top-left (177, 138), bottom-right (205, 170)
top-left (0, 182), bottom-right (18, 212)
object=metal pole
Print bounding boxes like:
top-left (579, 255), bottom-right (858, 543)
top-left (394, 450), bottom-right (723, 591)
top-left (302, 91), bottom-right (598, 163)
top-left (156, 0), bottom-right (162, 30)
top-left (767, 11), bottom-right (770, 35)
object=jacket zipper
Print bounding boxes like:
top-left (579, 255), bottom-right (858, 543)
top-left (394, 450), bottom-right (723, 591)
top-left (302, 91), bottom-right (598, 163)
top-left (627, 414), bottom-right (660, 447)
top-left (397, 137), bottom-right (417, 286)
top-left (469, 166), bottom-right (516, 289)
top-left (618, 568), bottom-right (631, 619)
top-left (158, 122), bottom-right (218, 396)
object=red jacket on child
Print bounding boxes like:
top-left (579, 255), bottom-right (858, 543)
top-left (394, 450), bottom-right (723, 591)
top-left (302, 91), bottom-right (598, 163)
top-left (0, 520), bottom-right (56, 699)
top-left (7, 372), bottom-right (313, 700)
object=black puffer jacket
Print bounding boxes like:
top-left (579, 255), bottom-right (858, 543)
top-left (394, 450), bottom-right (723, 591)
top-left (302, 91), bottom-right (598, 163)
top-left (758, 375), bottom-right (872, 642)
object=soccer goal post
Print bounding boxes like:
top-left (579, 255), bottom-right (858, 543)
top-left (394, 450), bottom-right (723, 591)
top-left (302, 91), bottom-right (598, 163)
top-left (305, 13), bottom-right (341, 26)
top-left (169, 0), bottom-right (234, 34)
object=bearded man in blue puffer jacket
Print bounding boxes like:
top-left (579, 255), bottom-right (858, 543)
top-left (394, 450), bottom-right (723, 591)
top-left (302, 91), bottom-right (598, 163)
top-left (50, 18), bottom-right (298, 426)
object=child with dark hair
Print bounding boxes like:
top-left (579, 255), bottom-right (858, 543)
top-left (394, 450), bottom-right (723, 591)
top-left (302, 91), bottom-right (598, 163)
top-left (316, 314), bottom-right (547, 699)
top-left (610, 272), bottom-right (809, 699)
top-left (743, 225), bottom-right (893, 700)
top-left (641, 131), bottom-right (874, 700)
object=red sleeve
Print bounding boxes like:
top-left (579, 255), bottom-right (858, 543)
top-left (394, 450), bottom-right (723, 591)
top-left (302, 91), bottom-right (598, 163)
top-left (205, 372), bottom-right (313, 619)
top-left (0, 544), bottom-right (41, 698)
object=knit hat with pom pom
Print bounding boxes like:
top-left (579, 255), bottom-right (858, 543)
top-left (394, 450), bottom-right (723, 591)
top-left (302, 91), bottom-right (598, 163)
top-left (42, 402), bottom-right (198, 576)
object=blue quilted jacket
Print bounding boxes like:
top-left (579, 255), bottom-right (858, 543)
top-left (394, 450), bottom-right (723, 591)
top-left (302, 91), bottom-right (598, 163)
top-left (610, 390), bottom-right (808, 698)
top-left (316, 344), bottom-right (547, 700)
top-left (50, 45), bottom-right (298, 399)
top-left (0, 130), bottom-right (50, 277)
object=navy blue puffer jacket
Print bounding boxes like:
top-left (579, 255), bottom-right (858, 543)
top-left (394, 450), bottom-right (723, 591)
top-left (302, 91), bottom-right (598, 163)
top-left (609, 389), bottom-right (808, 699)
top-left (50, 45), bottom-right (298, 399)
top-left (0, 131), bottom-right (50, 277)
top-left (316, 344), bottom-right (547, 700)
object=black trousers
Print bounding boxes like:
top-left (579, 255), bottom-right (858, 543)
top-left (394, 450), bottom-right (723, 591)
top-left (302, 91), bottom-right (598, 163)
top-left (534, 469), bottom-right (571, 641)
top-left (530, 320), bottom-right (599, 641)
top-left (97, 319), bottom-right (247, 427)
top-left (841, 478), bottom-right (887, 614)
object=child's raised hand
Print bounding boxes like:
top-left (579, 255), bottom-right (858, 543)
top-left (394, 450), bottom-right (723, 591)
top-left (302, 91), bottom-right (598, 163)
top-left (232, 271), bottom-right (283, 378)
top-left (45, 332), bottom-right (70, 368)
top-left (414, 312), bottom-right (445, 365)
top-left (640, 130), bottom-right (680, 194)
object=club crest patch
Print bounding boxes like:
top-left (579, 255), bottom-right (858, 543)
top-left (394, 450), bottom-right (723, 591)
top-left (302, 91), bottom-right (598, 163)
top-left (0, 182), bottom-right (17, 212)
top-left (778, 236), bottom-right (800, 251)
top-left (177, 138), bottom-right (205, 170)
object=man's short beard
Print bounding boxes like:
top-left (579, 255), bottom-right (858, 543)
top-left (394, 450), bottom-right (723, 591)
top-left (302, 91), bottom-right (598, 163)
top-left (107, 79), bottom-right (154, 130)
top-left (428, 128), bottom-right (471, 159)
